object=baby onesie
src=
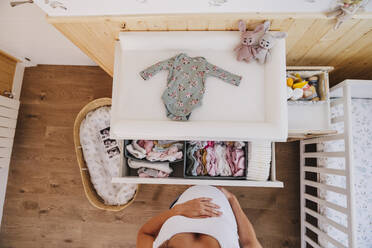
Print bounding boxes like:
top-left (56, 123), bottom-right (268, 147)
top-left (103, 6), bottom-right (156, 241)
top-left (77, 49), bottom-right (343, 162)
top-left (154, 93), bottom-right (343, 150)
top-left (140, 53), bottom-right (242, 121)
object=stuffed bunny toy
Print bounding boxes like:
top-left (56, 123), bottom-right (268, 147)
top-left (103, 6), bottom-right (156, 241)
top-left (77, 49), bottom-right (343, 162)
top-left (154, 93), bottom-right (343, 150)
top-left (234, 20), bottom-right (270, 63)
top-left (327, 0), bottom-right (367, 29)
top-left (254, 31), bottom-right (287, 64)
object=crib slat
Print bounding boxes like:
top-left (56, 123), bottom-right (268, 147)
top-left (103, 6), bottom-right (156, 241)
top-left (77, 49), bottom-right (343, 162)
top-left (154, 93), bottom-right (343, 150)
top-left (331, 115), bottom-right (344, 124)
top-left (304, 236), bottom-right (321, 248)
top-left (304, 166), bottom-right (346, 176)
top-left (303, 152), bottom-right (345, 158)
top-left (305, 207), bottom-right (348, 234)
top-left (302, 133), bottom-right (344, 144)
top-left (330, 98), bottom-right (344, 107)
top-left (304, 180), bottom-right (347, 195)
top-left (304, 222), bottom-right (347, 248)
top-left (304, 193), bottom-right (347, 214)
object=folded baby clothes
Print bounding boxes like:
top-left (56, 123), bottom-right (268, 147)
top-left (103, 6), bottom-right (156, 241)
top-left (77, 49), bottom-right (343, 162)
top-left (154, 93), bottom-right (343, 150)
top-left (138, 140), bottom-right (154, 153)
top-left (186, 141), bottom-right (246, 177)
top-left (147, 144), bottom-right (183, 162)
top-left (127, 158), bottom-right (173, 174)
top-left (226, 145), bottom-right (245, 177)
top-left (205, 147), bottom-right (218, 176)
top-left (137, 168), bottom-right (169, 178)
top-left (140, 53), bottom-right (242, 121)
top-left (126, 140), bottom-right (147, 159)
top-left (126, 140), bottom-right (183, 162)
top-left (215, 144), bottom-right (232, 176)
top-left (246, 141), bottom-right (272, 181)
top-left (187, 144), bottom-right (202, 176)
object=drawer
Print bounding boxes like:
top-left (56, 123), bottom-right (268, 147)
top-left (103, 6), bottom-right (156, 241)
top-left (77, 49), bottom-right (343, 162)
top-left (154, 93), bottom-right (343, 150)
top-left (286, 66), bottom-right (335, 139)
top-left (112, 142), bottom-right (283, 188)
top-left (110, 31), bottom-right (288, 142)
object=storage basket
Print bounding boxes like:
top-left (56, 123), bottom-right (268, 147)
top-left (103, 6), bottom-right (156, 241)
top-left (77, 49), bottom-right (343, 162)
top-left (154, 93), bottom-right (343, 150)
top-left (286, 66), bottom-right (333, 105)
top-left (184, 142), bottom-right (248, 180)
top-left (73, 98), bottom-right (138, 211)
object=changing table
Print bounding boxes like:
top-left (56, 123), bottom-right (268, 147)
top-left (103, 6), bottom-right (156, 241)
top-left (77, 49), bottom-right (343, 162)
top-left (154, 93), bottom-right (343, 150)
top-left (110, 31), bottom-right (288, 187)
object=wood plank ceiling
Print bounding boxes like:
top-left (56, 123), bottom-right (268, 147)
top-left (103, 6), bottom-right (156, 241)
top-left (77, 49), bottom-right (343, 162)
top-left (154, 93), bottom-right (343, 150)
top-left (48, 13), bottom-right (372, 85)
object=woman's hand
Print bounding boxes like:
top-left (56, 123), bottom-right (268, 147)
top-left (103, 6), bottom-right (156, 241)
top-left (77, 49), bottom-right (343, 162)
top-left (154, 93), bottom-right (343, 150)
top-left (173, 197), bottom-right (222, 218)
top-left (217, 187), bottom-right (235, 201)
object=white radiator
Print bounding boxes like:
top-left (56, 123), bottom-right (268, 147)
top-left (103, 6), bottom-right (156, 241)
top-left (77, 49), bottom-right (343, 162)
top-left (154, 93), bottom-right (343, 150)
top-left (0, 95), bottom-right (20, 226)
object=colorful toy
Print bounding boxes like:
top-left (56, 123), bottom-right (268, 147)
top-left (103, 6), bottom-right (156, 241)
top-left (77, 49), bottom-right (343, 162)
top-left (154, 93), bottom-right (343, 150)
top-left (234, 20), bottom-right (270, 63)
top-left (308, 76), bottom-right (319, 85)
top-left (291, 88), bottom-right (304, 101)
top-left (303, 85), bottom-right (317, 99)
top-left (286, 73), bottom-right (320, 101)
top-left (254, 28), bottom-right (287, 64)
top-left (293, 81), bottom-right (308, 89)
top-left (287, 78), bottom-right (294, 87)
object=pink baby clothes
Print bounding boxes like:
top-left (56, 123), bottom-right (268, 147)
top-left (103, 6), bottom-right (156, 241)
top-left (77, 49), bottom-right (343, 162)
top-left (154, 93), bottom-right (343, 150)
top-left (225, 145), bottom-right (236, 175)
top-left (215, 144), bottom-right (232, 176)
top-left (205, 141), bottom-right (215, 149)
top-left (144, 140), bottom-right (154, 154)
top-left (138, 168), bottom-right (169, 178)
top-left (137, 140), bottom-right (154, 154)
top-left (206, 147), bottom-right (218, 176)
top-left (126, 140), bottom-right (147, 159)
top-left (232, 149), bottom-right (245, 176)
top-left (146, 144), bottom-right (183, 162)
top-left (138, 140), bottom-right (145, 148)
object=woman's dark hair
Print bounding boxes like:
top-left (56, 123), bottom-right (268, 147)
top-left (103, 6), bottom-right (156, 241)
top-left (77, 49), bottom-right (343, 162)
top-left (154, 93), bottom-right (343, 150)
top-left (159, 240), bottom-right (171, 248)
top-left (158, 233), bottom-right (201, 248)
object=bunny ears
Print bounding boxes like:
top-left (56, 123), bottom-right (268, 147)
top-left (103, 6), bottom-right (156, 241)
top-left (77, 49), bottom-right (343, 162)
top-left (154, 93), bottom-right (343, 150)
top-left (237, 19), bottom-right (287, 43)
top-left (238, 20), bottom-right (271, 34)
top-left (238, 20), bottom-right (287, 38)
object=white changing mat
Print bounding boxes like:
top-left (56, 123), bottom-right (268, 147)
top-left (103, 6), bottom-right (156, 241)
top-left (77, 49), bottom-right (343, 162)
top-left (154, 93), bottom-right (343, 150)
top-left (79, 106), bottom-right (137, 205)
top-left (319, 99), bottom-right (372, 248)
top-left (110, 31), bottom-right (288, 141)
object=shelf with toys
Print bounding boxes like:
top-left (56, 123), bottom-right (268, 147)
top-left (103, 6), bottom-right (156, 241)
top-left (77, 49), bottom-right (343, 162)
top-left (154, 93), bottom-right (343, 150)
top-left (286, 66), bottom-right (335, 139)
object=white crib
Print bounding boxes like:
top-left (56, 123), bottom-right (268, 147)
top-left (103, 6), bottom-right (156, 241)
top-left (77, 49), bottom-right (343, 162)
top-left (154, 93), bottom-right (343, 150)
top-left (300, 80), bottom-right (372, 248)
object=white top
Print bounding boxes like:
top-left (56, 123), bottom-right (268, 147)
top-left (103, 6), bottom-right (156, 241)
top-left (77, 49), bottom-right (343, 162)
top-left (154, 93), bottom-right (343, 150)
top-left (153, 185), bottom-right (239, 248)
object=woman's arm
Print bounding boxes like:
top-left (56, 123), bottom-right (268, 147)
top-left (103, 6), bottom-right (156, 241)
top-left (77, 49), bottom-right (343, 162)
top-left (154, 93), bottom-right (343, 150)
top-left (137, 197), bottom-right (221, 248)
top-left (219, 188), bottom-right (262, 248)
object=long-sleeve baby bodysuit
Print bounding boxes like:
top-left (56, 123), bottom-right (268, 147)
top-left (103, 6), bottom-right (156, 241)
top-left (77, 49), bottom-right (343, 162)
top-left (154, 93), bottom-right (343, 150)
top-left (140, 53), bottom-right (242, 121)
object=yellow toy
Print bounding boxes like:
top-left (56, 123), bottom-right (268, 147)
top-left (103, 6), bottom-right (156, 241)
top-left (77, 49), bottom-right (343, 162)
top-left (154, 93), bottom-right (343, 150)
top-left (287, 78), bottom-right (294, 87)
top-left (293, 81), bottom-right (308, 89)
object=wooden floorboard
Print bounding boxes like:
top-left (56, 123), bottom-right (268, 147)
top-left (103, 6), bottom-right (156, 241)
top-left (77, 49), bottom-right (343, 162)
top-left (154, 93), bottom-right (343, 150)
top-left (0, 65), bottom-right (301, 248)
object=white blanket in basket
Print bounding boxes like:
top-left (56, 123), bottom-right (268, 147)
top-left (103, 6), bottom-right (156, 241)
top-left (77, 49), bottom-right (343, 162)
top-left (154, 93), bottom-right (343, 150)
top-left (80, 106), bottom-right (137, 205)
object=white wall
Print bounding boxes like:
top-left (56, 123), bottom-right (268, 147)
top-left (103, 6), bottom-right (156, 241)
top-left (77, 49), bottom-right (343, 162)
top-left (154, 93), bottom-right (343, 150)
top-left (0, 1), bottom-right (95, 65)
top-left (35, 0), bottom-right (372, 16)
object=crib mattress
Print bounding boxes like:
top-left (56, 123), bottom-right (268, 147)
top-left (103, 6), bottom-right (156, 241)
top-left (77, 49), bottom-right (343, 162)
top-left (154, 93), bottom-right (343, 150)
top-left (110, 31), bottom-right (287, 141)
top-left (320, 98), bottom-right (372, 248)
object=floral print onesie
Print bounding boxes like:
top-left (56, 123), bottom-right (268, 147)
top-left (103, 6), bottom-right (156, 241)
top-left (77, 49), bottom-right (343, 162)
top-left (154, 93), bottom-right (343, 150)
top-left (140, 53), bottom-right (242, 121)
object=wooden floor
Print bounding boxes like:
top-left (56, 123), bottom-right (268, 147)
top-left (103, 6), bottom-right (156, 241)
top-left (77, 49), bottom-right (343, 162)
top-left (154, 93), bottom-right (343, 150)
top-left (0, 65), bottom-right (301, 248)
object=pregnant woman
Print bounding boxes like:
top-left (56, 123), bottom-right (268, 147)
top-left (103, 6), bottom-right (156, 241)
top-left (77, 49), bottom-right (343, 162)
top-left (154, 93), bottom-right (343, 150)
top-left (137, 186), bottom-right (262, 248)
